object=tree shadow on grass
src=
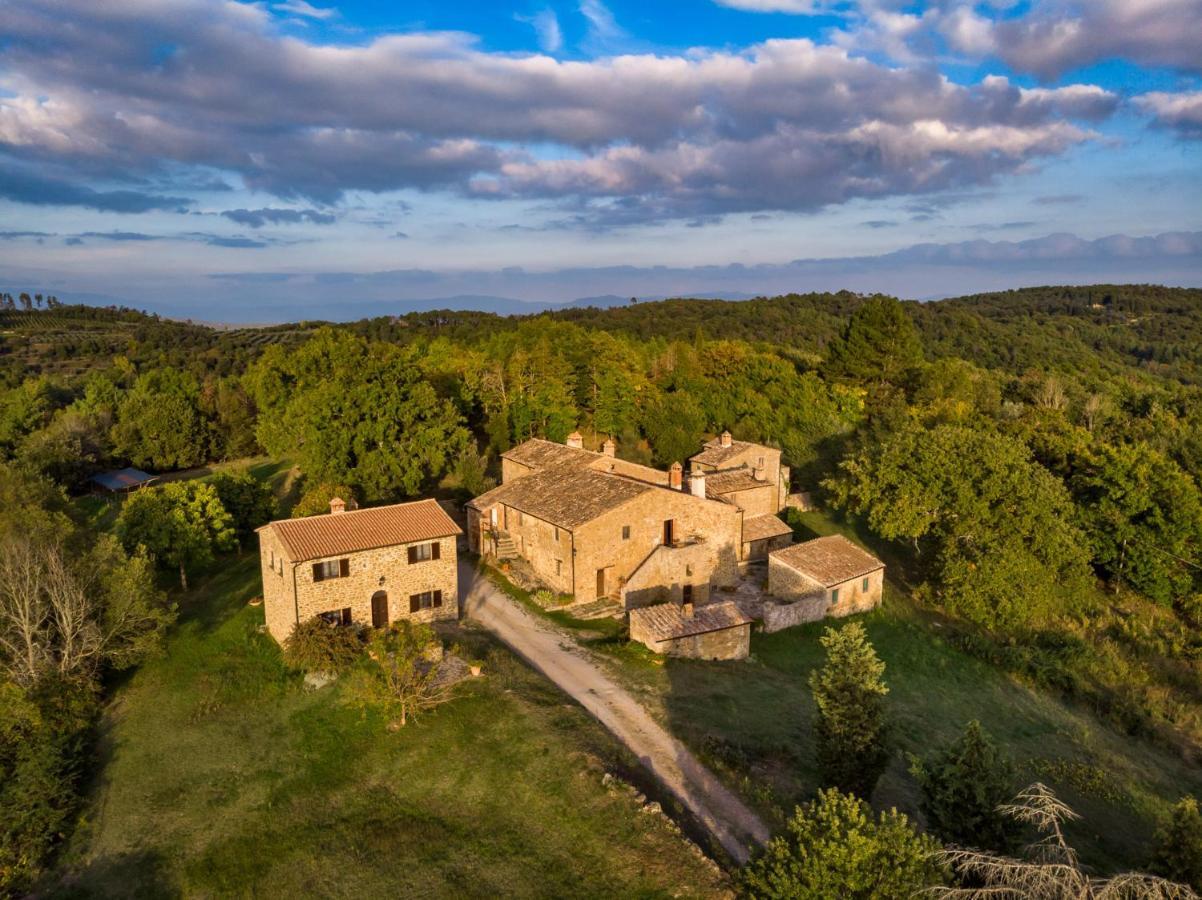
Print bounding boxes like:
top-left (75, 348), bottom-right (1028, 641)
top-left (45, 849), bottom-right (177, 899)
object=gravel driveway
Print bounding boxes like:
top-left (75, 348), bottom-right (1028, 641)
top-left (459, 558), bottom-right (770, 864)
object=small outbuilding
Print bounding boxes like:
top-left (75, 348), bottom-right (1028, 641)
top-left (89, 467), bottom-right (158, 494)
top-left (764, 535), bottom-right (885, 632)
top-left (741, 513), bottom-right (794, 561)
top-left (629, 599), bottom-right (753, 660)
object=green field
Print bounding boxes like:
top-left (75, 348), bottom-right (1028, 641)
top-left (583, 511), bottom-right (1202, 873)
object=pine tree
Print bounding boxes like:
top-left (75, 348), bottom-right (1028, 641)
top-left (1152, 796), bottom-right (1202, 892)
top-left (824, 296), bottom-right (924, 385)
top-left (809, 622), bottom-right (889, 798)
top-left (910, 720), bottom-right (1018, 852)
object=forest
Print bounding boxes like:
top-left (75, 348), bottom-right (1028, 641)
top-left (1, 284), bottom-right (1201, 894)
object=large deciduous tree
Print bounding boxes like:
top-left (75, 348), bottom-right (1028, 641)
top-left (810, 622), bottom-right (889, 798)
top-left (117, 482), bottom-right (236, 589)
top-left (110, 368), bottom-right (210, 470)
top-left (826, 424), bottom-right (1092, 630)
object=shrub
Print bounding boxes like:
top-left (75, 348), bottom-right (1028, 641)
top-left (532, 589), bottom-right (556, 608)
top-left (740, 788), bottom-right (944, 898)
top-left (282, 618), bottom-right (363, 673)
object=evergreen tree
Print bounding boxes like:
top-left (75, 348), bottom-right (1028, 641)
top-left (824, 296), bottom-right (924, 385)
top-left (810, 622), bottom-right (889, 798)
top-left (909, 721), bottom-right (1018, 852)
top-left (740, 788), bottom-right (944, 899)
top-left (1152, 796), bottom-right (1202, 892)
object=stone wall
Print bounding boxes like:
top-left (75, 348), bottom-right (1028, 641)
top-left (761, 596), bottom-right (828, 633)
top-left (631, 622), bottom-right (750, 660)
top-left (497, 504), bottom-right (574, 594)
top-left (723, 483), bottom-right (776, 518)
top-left (260, 533), bottom-right (458, 643)
top-left (743, 532), bottom-right (793, 561)
top-left (621, 539), bottom-right (717, 610)
top-left (762, 562), bottom-right (885, 633)
top-left (574, 487), bottom-right (742, 603)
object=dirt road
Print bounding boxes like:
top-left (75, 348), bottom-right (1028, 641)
top-left (459, 558), bottom-right (770, 864)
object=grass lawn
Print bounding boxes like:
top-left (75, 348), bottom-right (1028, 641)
top-left (588, 510), bottom-right (1202, 873)
top-left (46, 558), bottom-right (728, 898)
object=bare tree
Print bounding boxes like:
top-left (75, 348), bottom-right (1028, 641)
top-left (0, 537), bottom-right (168, 686)
top-left (933, 784), bottom-right (1198, 899)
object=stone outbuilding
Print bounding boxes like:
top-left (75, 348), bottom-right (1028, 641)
top-left (629, 599), bottom-right (753, 660)
top-left (763, 535), bottom-right (885, 633)
top-left (257, 497), bottom-right (461, 643)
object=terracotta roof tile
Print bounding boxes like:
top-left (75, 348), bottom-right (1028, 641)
top-left (501, 438), bottom-right (598, 471)
top-left (691, 437), bottom-right (764, 467)
top-left (743, 514), bottom-right (793, 542)
top-left (261, 499), bottom-right (461, 562)
top-left (770, 534), bottom-right (883, 586)
top-left (468, 464), bottom-right (652, 529)
top-left (705, 468), bottom-right (769, 496)
top-left (631, 600), bottom-right (753, 641)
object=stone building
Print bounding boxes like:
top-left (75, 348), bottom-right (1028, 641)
top-left (629, 599), bottom-right (753, 660)
top-left (257, 497), bottom-right (461, 643)
top-left (467, 434), bottom-right (744, 610)
top-left (762, 534), bottom-right (884, 633)
top-left (689, 431), bottom-right (793, 560)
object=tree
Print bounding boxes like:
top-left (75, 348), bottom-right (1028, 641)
top-left (825, 297), bottom-right (924, 385)
top-left (291, 482), bottom-right (356, 518)
top-left (0, 535), bottom-right (169, 687)
top-left (826, 424), bottom-right (1092, 630)
top-left (343, 621), bottom-right (453, 728)
top-left (1152, 796), bottom-right (1202, 892)
top-left (208, 470), bottom-right (276, 549)
top-left (909, 721), bottom-right (1019, 852)
top-left (739, 788), bottom-right (945, 899)
top-left (937, 784), bottom-right (1195, 898)
top-left (810, 622), bottom-right (889, 798)
top-left (110, 368), bottom-right (210, 470)
top-left (117, 482), bottom-right (236, 589)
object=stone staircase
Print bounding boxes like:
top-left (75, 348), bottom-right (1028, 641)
top-left (492, 531), bottom-right (518, 560)
top-left (565, 597), bottom-right (624, 620)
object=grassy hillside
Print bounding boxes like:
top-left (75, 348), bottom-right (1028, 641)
top-left (573, 510), bottom-right (1202, 874)
top-left (45, 554), bottom-right (729, 899)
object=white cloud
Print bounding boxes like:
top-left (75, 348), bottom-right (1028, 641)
top-left (518, 9), bottom-right (563, 53)
top-left (1136, 90), bottom-right (1202, 138)
top-left (271, 1), bottom-right (337, 21)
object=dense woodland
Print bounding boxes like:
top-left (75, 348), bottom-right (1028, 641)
top-left (2, 285), bottom-right (1202, 894)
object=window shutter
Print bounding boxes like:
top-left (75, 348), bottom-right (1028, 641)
top-left (341, 607), bottom-right (352, 625)
top-left (407, 546), bottom-right (417, 565)
top-left (409, 594), bottom-right (420, 613)
top-left (431, 541), bottom-right (441, 561)
top-left (433, 590), bottom-right (443, 607)
top-left (339, 558), bottom-right (350, 578)
top-left (312, 563), bottom-right (323, 583)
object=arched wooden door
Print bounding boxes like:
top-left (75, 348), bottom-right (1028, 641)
top-left (371, 590), bottom-right (389, 628)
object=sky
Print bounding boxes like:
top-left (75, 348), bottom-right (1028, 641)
top-left (1, 0), bottom-right (1200, 322)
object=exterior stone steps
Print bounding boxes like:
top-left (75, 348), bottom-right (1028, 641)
top-left (566, 598), bottom-right (624, 620)
top-left (492, 533), bottom-right (518, 559)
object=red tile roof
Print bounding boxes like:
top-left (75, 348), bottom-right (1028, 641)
top-left (770, 534), bottom-right (883, 586)
top-left (261, 499), bottom-right (461, 562)
top-left (631, 600), bottom-right (753, 641)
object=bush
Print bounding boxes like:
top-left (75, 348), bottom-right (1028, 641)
top-left (532, 589), bottom-right (556, 608)
top-left (282, 618), bottom-right (364, 673)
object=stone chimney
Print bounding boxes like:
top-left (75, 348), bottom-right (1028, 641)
top-left (689, 470), bottom-right (706, 498)
top-left (602, 438), bottom-right (616, 457)
top-left (720, 430), bottom-right (733, 448)
top-left (752, 465), bottom-right (765, 482)
top-left (329, 496), bottom-right (346, 515)
top-left (668, 461), bottom-right (683, 490)
top-left (566, 431), bottom-right (583, 449)
top-left (681, 600), bottom-right (695, 619)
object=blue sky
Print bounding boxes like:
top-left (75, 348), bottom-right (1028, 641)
top-left (1, 0), bottom-right (1199, 321)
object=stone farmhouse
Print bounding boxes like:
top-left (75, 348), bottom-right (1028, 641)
top-left (762, 535), bottom-right (885, 633)
top-left (257, 497), bottom-right (461, 643)
top-left (466, 431), bottom-right (793, 614)
top-left (629, 598), bottom-right (753, 660)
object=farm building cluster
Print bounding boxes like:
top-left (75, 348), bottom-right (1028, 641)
top-left (257, 431), bottom-right (884, 659)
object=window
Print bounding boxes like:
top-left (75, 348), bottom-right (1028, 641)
top-left (407, 542), bottom-right (441, 564)
top-left (622, 525), bottom-right (631, 540)
top-left (682, 584), bottom-right (693, 603)
top-left (830, 587), bottom-right (840, 604)
top-left (409, 590), bottom-right (443, 612)
top-left (555, 559), bottom-right (562, 576)
top-left (862, 576), bottom-right (870, 592)
top-left (319, 607), bottom-right (352, 626)
top-left (312, 558), bottom-right (349, 582)
top-left (554, 526), bottom-right (560, 542)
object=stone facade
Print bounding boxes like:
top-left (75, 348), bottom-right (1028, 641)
top-left (632, 624), bottom-right (751, 660)
top-left (259, 521), bottom-right (459, 643)
top-left (766, 557), bottom-right (884, 627)
top-left (628, 601), bottom-right (752, 660)
top-left (621, 539), bottom-right (718, 610)
top-left (742, 531), bottom-right (793, 562)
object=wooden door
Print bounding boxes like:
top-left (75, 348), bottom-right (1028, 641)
top-left (371, 591), bottom-right (389, 628)
top-left (663, 519), bottom-right (674, 546)
top-left (596, 568), bottom-right (606, 600)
